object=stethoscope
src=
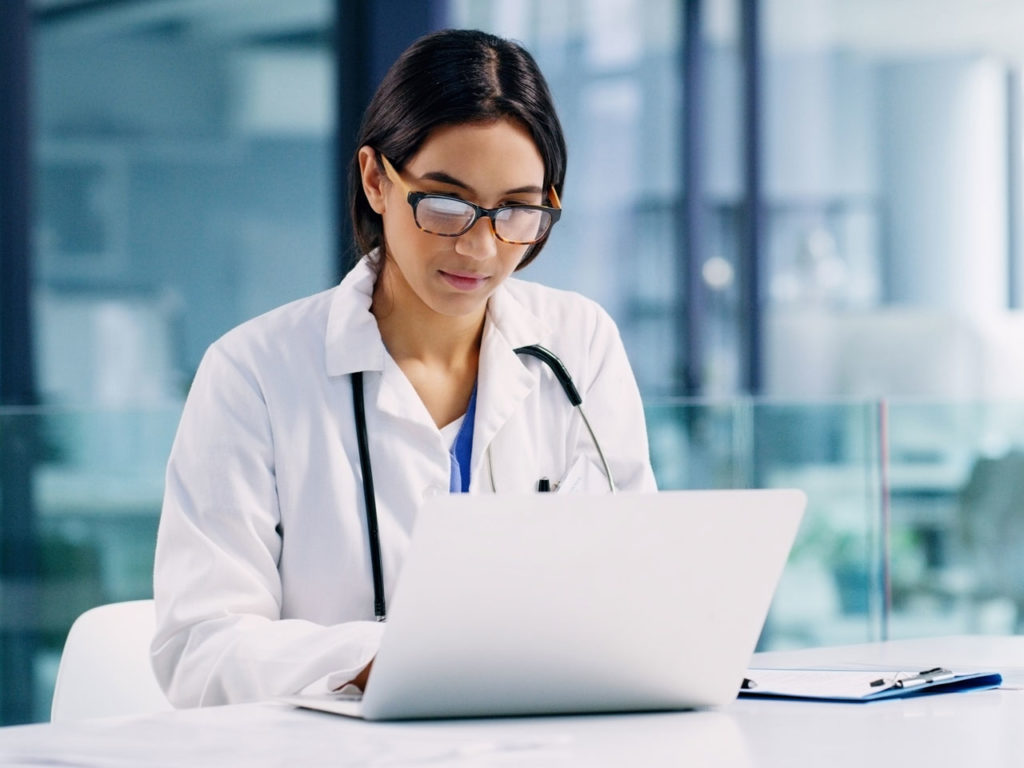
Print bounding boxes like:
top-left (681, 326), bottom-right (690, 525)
top-left (350, 344), bottom-right (616, 621)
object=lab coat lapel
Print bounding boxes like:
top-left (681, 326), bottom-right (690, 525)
top-left (322, 257), bottom-right (438, 429)
top-left (323, 259), bottom-right (436, 434)
top-left (324, 264), bottom-right (558, 476)
top-left (471, 283), bottom-right (552, 491)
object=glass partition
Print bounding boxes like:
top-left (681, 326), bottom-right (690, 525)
top-left (2, 399), bottom-right (1024, 724)
top-left (885, 400), bottom-right (1024, 639)
top-left (0, 407), bottom-right (178, 723)
top-left (646, 399), bottom-right (887, 650)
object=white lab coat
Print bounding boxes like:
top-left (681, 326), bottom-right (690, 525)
top-left (151, 256), bottom-right (656, 707)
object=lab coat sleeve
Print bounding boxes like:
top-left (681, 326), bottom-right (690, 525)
top-left (151, 341), bottom-right (383, 707)
top-left (578, 305), bottom-right (658, 492)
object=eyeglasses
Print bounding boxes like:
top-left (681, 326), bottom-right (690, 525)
top-left (379, 155), bottom-right (561, 245)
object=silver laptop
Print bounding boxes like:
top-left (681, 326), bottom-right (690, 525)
top-left (284, 488), bottom-right (805, 720)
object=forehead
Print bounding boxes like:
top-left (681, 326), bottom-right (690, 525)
top-left (406, 119), bottom-right (545, 189)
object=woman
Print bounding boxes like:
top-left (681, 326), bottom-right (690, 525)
top-left (151, 28), bottom-right (656, 707)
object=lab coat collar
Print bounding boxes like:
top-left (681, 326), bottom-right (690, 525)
top-left (471, 278), bottom-right (554, 484)
top-left (485, 276), bottom-right (553, 351)
top-left (323, 256), bottom-right (553, 459)
top-left (325, 258), bottom-right (432, 426)
top-left (324, 256), bottom-right (387, 378)
top-left (324, 257), bottom-right (553, 378)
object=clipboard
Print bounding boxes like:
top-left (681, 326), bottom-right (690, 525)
top-left (739, 666), bottom-right (1003, 702)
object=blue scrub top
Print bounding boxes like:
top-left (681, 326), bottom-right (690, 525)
top-left (448, 382), bottom-right (477, 493)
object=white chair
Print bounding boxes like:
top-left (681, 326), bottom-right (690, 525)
top-left (51, 599), bottom-right (174, 722)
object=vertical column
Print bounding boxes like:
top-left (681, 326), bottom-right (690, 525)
top-left (880, 57), bottom-right (1008, 313)
top-left (680, 0), bottom-right (707, 396)
top-left (739, 0), bottom-right (764, 394)
top-left (333, 0), bottom-right (372, 275)
top-left (0, 0), bottom-right (40, 725)
top-left (332, 0), bottom-right (449, 278)
top-left (1007, 66), bottom-right (1021, 310)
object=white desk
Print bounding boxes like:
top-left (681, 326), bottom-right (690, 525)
top-left (1, 636), bottom-right (1022, 767)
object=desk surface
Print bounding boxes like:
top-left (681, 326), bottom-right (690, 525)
top-left (1, 635), bottom-right (1022, 768)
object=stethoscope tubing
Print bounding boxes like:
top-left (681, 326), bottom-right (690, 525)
top-left (512, 345), bottom-right (615, 493)
top-left (351, 371), bottom-right (387, 621)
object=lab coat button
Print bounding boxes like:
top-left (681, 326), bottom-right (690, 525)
top-left (423, 484), bottom-right (444, 499)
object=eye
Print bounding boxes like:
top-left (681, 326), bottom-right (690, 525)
top-left (424, 196), bottom-right (472, 215)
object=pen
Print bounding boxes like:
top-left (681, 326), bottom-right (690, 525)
top-left (895, 667), bottom-right (955, 689)
top-left (870, 667), bottom-right (954, 689)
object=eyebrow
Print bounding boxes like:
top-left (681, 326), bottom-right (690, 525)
top-left (417, 170), bottom-right (544, 197)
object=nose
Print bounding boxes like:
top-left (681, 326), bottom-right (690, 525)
top-left (454, 215), bottom-right (499, 260)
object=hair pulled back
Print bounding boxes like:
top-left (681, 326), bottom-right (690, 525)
top-left (348, 29), bottom-right (567, 269)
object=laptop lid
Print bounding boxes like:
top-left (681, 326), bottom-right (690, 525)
top-left (292, 488), bottom-right (805, 720)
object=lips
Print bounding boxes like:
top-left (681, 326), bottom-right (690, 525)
top-left (439, 269), bottom-right (489, 291)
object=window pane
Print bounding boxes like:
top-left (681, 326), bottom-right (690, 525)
top-left (8, 0), bottom-right (336, 725)
top-left (451, 0), bottom-right (683, 394)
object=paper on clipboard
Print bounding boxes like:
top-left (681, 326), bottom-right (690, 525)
top-left (739, 667), bottom-right (1003, 702)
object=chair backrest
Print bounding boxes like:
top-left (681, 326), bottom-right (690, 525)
top-left (51, 599), bottom-right (173, 722)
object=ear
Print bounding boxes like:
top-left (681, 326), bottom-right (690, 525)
top-left (358, 146), bottom-right (388, 214)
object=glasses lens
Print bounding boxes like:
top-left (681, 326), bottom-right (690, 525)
top-left (414, 196), bottom-right (476, 235)
top-left (494, 207), bottom-right (552, 244)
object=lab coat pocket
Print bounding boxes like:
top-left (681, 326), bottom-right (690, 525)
top-left (554, 455), bottom-right (610, 493)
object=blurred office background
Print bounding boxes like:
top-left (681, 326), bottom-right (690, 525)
top-left (2, 0), bottom-right (1024, 724)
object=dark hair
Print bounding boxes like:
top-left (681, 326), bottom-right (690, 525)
top-left (348, 29), bottom-right (567, 270)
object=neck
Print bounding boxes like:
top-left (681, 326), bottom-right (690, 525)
top-left (371, 258), bottom-right (486, 427)
top-left (372, 264), bottom-right (485, 369)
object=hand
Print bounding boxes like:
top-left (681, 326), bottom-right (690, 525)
top-left (351, 659), bottom-right (374, 691)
